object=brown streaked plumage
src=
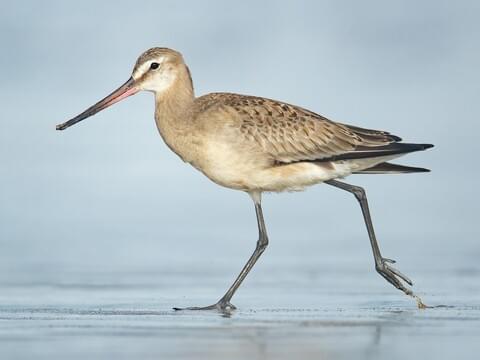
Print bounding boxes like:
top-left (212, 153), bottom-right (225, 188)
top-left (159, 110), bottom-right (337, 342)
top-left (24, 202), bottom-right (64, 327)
top-left (56, 47), bottom-right (433, 311)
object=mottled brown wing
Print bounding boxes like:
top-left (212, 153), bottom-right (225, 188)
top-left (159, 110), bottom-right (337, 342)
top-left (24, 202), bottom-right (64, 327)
top-left (196, 93), bottom-right (401, 164)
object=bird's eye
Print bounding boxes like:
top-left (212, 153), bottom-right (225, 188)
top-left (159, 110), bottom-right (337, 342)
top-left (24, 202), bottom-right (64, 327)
top-left (150, 62), bottom-right (160, 70)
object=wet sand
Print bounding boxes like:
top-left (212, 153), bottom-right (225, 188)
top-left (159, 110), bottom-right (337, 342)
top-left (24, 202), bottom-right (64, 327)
top-left (1, 251), bottom-right (479, 360)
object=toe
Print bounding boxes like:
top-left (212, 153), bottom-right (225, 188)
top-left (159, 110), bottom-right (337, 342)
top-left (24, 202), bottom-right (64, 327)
top-left (386, 264), bottom-right (413, 286)
top-left (173, 302), bottom-right (236, 312)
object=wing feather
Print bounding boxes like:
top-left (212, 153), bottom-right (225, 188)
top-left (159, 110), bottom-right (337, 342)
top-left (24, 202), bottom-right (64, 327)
top-left (194, 93), bottom-right (404, 163)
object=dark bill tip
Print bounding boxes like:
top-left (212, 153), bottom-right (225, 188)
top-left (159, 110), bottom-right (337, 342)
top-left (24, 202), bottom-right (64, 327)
top-left (56, 77), bottom-right (138, 131)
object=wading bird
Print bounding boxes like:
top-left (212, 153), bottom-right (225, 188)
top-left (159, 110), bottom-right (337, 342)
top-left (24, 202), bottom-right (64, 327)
top-left (57, 48), bottom-right (433, 311)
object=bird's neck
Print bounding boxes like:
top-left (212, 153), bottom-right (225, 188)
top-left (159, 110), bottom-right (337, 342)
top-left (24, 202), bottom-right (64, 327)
top-left (154, 65), bottom-right (196, 160)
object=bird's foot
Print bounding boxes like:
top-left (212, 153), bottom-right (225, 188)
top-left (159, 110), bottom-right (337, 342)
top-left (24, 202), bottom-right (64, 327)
top-left (173, 299), bottom-right (237, 313)
top-left (376, 257), bottom-right (414, 295)
top-left (376, 258), bottom-right (431, 309)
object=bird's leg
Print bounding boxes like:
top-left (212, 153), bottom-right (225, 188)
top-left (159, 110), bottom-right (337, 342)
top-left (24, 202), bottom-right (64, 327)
top-left (325, 179), bottom-right (424, 304)
top-left (174, 192), bottom-right (268, 312)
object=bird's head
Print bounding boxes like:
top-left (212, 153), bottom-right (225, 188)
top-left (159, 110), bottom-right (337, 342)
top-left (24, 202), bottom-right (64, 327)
top-left (56, 47), bottom-right (190, 131)
top-left (132, 47), bottom-right (187, 93)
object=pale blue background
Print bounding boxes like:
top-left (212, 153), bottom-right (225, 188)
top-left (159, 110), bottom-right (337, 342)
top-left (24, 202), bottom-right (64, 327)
top-left (0, 1), bottom-right (479, 359)
top-left (1, 0), bottom-right (478, 267)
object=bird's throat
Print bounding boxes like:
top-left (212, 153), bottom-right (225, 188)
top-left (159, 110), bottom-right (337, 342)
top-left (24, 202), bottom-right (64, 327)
top-left (153, 69), bottom-right (196, 161)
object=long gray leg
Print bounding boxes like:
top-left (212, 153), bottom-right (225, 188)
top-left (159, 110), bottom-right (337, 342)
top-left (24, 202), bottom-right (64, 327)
top-left (325, 179), bottom-right (415, 297)
top-left (174, 192), bottom-right (268, 312)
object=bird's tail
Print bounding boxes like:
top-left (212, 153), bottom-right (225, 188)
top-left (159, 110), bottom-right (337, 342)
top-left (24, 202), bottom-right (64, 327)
top-left (354, 162), bottom-right (430, 174)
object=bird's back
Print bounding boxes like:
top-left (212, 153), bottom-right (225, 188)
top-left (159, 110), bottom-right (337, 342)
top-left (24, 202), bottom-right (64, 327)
top-left (193, 92), bottom-right (425, 163)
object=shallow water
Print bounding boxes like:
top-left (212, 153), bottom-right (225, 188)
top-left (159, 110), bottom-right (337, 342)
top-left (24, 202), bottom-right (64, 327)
top-left (1, 252), bottom-right (479, 360)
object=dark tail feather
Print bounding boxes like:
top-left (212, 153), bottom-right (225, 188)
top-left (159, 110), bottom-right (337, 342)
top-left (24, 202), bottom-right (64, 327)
top-left (327, 143), bottom-right (434, 161)
top-left (354, 162), bottom-right (431, 174)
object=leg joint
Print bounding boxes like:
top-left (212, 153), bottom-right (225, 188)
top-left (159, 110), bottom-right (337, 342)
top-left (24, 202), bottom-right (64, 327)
top-left (256, 234), bottom-right (269, 252)
top-left (351, 186), bottom-right (366, 201)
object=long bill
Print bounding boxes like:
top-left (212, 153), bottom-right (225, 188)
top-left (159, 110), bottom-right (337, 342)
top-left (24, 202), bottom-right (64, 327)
top-left (56, 77), bottom-right (139, 130)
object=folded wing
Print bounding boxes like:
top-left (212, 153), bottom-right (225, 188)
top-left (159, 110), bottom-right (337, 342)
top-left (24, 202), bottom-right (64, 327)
top-left (198, 93), bottom-right (432, 164)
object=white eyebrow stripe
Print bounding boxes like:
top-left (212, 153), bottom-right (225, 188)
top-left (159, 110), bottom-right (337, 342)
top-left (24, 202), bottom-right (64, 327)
top-left (133, 57), bottom-right (166, 79)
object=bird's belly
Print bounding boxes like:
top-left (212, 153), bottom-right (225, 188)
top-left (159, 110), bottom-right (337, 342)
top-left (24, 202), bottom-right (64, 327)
top-left (191, 137), bottom-right (396, 192)
top-left (198, 156), bottom-right (395, 193)
top-left (248, 156), bottom-right (398, 192)
top-left (248, 162), bottom-right (339, 192)
top-left (192, 151), bottom-right (338, 192)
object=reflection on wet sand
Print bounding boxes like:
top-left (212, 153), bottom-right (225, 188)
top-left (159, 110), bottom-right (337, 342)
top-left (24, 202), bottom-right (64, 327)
top-left (0, 261), bottom-right (479, 359)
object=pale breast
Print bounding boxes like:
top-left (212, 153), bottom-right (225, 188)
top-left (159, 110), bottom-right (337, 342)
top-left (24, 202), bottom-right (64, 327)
top-left (194, 126), bottom-right (271, 190)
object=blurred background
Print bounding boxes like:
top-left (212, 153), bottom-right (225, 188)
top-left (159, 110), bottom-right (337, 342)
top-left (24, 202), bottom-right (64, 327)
top-left (0, 1), bottom-right (479, 359)
top-left (1, 0), bottom-right (478, 278)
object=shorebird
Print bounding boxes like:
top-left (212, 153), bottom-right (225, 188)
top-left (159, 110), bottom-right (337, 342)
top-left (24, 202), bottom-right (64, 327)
top-left (57, 47), bottom-right (433, 311)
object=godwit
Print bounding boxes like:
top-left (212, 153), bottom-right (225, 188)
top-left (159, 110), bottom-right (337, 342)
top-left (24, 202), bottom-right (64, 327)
top-left (57, 47), bottom-right (433, 311)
